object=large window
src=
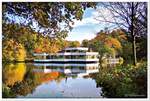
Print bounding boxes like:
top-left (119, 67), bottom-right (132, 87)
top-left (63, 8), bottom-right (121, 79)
top-left (34, 55), bottom-right (47, 59)
top-left (66, 49), bottom-right (87, 53)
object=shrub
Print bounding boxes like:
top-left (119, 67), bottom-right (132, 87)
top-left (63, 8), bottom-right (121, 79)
top-left (94, 61), bottom-right (147, 97)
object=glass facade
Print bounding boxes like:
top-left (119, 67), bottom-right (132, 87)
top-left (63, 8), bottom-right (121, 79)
top-left (34, 55), bottom-right (47, 59)
top-left (34, 48), bottom-right (98, 60)
top-left (44, 55), bottom-right (98, 59)
top-left (65, 50), bottom-right (87, 53)
top-left (35, 54), bottom-right (98, 60)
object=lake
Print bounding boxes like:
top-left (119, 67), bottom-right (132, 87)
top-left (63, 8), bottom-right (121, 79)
top-left (2, 63), bottom-right (103, 98)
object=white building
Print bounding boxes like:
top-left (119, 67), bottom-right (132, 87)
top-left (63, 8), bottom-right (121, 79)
top-left (33, 47), bottom-right (99, 63)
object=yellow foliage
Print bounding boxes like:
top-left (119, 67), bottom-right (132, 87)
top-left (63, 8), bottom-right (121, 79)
top-left (92, 32), bottom-right (122, 50)
top-left (105, 37), bottom-right (122, 49)
top-left (3, 39), bottom-right (15, 61)
top-left (15, 44), bottom-right (26, 61)
top-left (3, 39), bottom-right (26, 61)
top-left (119, 57), bottom-right (124, 65)
top-left (116, 29), bottom-right (127, 40)
top-left (111, 29), bottom-right (127, 40)
top-left (3, 63), bottom-right (26, 86)
top-left (34, 38), bottom-right (64, 54)
top-left (95, 33), bottom-right (107, 41)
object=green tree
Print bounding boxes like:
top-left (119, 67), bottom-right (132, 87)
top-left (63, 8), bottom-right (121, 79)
top-left (68, 41), bottom-right (80, 47)
top-left (89, 30), bottom-right (122, 60)
top-left (122, 42), bottom-right (133, 64)
top-left (81, 39), bottom-right (89, 47)
top-left (89, 40), bottom-right (114, 63)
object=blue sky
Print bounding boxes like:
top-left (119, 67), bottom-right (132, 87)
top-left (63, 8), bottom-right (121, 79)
top-left (6, 8), bottom-right (104, 42)
top-left (66, 6), bottom-right (123, 43)
top-left (6, 6), bottom-right (118, 43)
top-left (66, 8), bottom-right (107, 43)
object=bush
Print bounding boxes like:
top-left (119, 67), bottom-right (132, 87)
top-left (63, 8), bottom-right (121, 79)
top-left (94, 61), bottom-right (147, 98)
top-left (119, 57), bottom-right (124, 65)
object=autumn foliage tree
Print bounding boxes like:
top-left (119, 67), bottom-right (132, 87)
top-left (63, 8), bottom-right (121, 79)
top-left (95, 2), bottom-right (147, 65)
top-left (89, 29), bottom-right (123, 59)
top-left (2, 39), bottom-right (26, 61)
top-left (2, 2), bottom-right (96, 38)
top-left (68, 41), bottom-right (80, 47)
top-left (2, 2), bottom-right (97, 61)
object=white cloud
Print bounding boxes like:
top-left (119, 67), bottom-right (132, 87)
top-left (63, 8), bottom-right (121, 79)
top-left (92, 7), bottom-right (126, 29)
top-left (66, 7), bottom-right (124, 43)
top-left (92, 8), bottom-right (115, 24)
top-left (70, 16), bottom-right (100, 28)
top-left (66, 31), bottom-right (96, 43)
top-left (91, 10), bottom-right (99, 17)
top-left (69, 7), bottom-right (119, 28)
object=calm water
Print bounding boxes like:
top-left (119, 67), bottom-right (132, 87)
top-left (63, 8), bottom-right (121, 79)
top-left (2, 63), bottom-right (103, 98)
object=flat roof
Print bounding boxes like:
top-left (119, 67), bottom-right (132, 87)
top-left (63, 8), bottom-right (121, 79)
top-left (64, 47), bottom-right (88, 51)
top-left (49, 52), bottom-right (98, 56)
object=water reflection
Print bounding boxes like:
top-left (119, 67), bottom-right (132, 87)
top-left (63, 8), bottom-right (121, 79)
top-left (3, 63), bottom-right (26, 87)
top-left (2, 63), bottom-right (102, 98)
top-left (33, 63), bottom-right (99, 77)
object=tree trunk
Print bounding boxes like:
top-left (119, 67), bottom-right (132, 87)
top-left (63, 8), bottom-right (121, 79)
top-left (131, 2), bottom-right (137, 66)
top-left (132, 36), bottom-right (137, 65)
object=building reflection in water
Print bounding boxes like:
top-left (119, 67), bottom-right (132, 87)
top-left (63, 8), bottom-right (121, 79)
top-left (33, 63), bottom-right (100, 82)
top-left (3, 63), bottom-right (102, 98)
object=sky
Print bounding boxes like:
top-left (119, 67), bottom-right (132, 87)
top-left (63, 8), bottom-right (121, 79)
top-left (6, 7), bottom-right (106, 42)
top-left (66, 8), bottom-right (101, 43)
top-left (5, 5), bottom-right (119, 43)
top-left (65, 5), bottom-right (126, 43)
top-left (65, 7), bottom-right (114, 43)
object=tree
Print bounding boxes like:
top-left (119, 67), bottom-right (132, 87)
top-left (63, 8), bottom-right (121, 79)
top-left (34, 36), bottom-right (66, 53)
top-left (110, 29), bottom-right (127, 42)
top-left (136, 37), bottom-right (147, 61)
top-left (2, 23), bottom-right (38, 58)
top-left (121, 41), bottom-right (133, 64)
top-left (105, 37), bottom-right (122, 50)
top-left (15, 44), bottom-right (26, 61)
top-left (90, 41), bottom-right (114, 63)
top-left (81, 39), bottom-right (89, 47)
top-left (90, 30), bottom-right (122, 57)
top-left (2, 2), bottom-right (96, 38)
top-left (2, 39), bottom-right (26, 61)
top-left (2, 2), bottom-right (97, 61)
top-left (68, 41), bottom-right (80, 47)
top-left (2, 23), bottom-right (69, 59)
top-left (95, 2), bottom-right (147, 65)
